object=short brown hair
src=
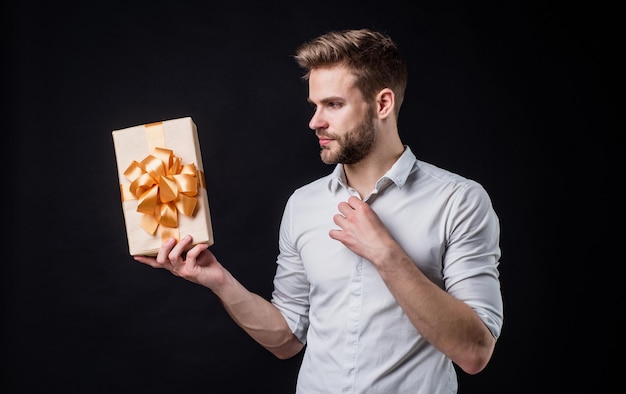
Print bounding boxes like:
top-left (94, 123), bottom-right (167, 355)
top-left (294, 29), bottom-right (408, 115)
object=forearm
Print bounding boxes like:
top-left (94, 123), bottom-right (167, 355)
top-left (213, 269), bottom-right (304, 359)
top-left (377, 249), bottom-right (496, 374)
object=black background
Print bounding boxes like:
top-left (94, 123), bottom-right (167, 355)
top-left (4, 1), bottom-right (622, 393)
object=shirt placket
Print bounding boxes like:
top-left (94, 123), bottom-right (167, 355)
top-left (341, 253), bottom-right (364, 393)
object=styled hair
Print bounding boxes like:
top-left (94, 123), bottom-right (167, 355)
top-left (294, 28), bottom-right (408, 116)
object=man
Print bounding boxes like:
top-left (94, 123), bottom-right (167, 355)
top-left (135, 28), bottom-right (503, 393)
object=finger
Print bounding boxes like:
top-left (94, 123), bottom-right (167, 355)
top-left (328, 228), bottom-right (341, 241)
top-left (337, 201), bottom-right (354, 216)
top-left (333, 213), bottom-right (348, 227)
top-left (169, 235), bottom-right (194, 264)
top-left (155, 238), bottom-right (177, 265)
top-left (184, 243), bottom-right (210, 264)
top-left (347, 196), bottom-right (364, 208)
top-left (134, 255), bottom-right (159, 268)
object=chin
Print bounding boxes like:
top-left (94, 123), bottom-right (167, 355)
top-left (320, 151), bottom-right (337, 165)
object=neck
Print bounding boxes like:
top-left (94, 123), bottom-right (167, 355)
top-left (343, 141), bottom-right (405, 198)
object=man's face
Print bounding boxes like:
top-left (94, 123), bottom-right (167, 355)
top-left (307, 65), bottom-right (376, 165)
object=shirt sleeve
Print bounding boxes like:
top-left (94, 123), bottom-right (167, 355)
top-left (443, 180), bottom-right (504, 338)
top-left (270, 194), bottom-right (311, 344)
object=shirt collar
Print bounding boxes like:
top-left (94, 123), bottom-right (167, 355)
top-left (328, 145), bottom-right (417, 193)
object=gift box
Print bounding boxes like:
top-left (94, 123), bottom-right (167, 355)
top-left (112, 117), bottom-right (214, 256)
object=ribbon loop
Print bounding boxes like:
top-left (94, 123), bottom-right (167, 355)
top-left (122, 147), bottom-right (200, 237)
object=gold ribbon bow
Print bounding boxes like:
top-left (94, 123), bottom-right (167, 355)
top-left (121, 147), bottom-right (199, 239)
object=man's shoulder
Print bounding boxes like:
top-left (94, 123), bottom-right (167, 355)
top-left (414, 160), bottom-right (489, 198)
top-left (415, 160), bottom-right (470, 183)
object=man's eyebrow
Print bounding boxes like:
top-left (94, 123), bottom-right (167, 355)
top-left (307, 96), bottom-right (344, 105)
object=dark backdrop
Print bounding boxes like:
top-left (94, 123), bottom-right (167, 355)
top-left (4, 1), bottom-right (621, 393)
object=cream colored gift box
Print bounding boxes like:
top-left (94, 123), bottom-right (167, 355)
top-left (112, 117), bottom-right (214, 256)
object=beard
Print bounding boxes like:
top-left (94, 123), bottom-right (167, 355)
top-left (319, 112), bottom-right (376, 165)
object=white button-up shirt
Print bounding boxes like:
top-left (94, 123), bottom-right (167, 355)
top-left (271, 146), bottom-right (503, 393)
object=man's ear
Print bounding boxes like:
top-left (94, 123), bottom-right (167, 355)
top-left (376, 88), bottom-right (395, 119)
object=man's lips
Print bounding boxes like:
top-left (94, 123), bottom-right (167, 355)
top-left (319, 138), bottom-right (333, 147)
top-left (317, 133), bottom-right (334, 146)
